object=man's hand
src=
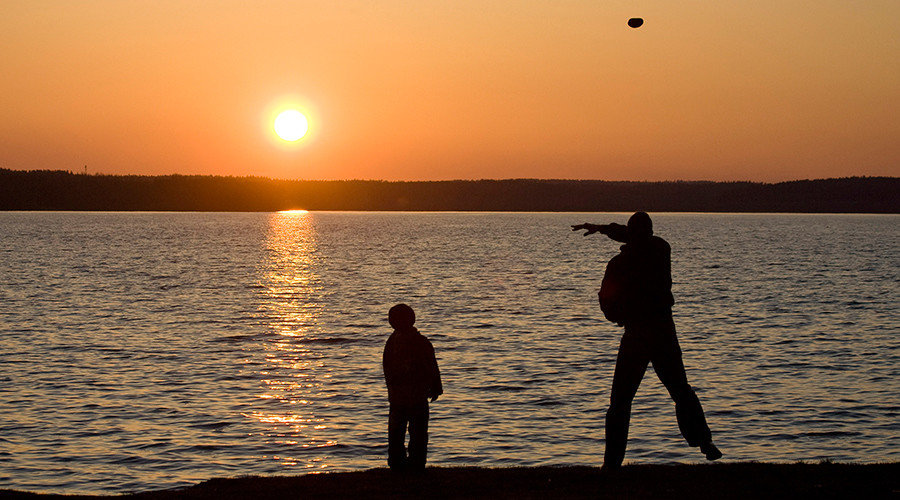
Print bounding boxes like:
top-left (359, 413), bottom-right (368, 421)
top-left (574, 222), bottom-right (631, 242)
top-left (571, 223), bottom-right (601, 236)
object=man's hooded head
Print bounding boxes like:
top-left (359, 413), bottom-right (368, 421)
top-left (628, 212), bottom-right (653, 240)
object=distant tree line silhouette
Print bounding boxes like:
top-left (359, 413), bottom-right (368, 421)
top-left (1, 168), bottom-right (897, 213)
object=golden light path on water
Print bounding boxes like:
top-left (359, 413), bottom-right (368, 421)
top-left (249, 211), bottom-right (335, 470)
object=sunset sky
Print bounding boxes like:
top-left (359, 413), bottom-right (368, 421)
top-left (2, 1), bottom-right (898, 181)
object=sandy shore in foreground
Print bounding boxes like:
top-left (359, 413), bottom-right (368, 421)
top-left (2, 463), bottom-right (897, 499)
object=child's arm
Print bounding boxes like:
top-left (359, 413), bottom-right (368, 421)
top-left (383, 337), bottom-right (397, 386)
top-left (427, 341), bottom-right (443, 402)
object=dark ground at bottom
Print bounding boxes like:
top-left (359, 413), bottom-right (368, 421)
top-left (2, 462), bottom-right (898, 499)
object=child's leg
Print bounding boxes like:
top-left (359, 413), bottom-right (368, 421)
top-left (388, 405), bottom-right (409, 470)
top-left (407, 401), bottom-right (430, 471)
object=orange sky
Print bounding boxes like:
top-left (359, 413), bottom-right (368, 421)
top-left (2, 1), bottom-right (898, 181)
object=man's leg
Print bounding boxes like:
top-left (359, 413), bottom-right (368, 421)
top-left (604, 329), bottom-right (650, 469)
top-left (649, 319), bottom-right (718, 458)
top-left (407, 402), bottom-right (429, 471)
top-left (387, 405), bottom-right (409, 471)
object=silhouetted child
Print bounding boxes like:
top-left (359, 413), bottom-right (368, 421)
top-left (383, 304), bottom-right (443, 472)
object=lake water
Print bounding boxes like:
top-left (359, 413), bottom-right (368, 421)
top-left (0, 212), bottom-right (897, 494)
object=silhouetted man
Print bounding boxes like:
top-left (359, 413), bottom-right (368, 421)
top-left (383, 304), bottom-right (443, 472)
top-left (572, 212), bottom-right (721, 470)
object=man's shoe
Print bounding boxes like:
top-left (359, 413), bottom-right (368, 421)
top-left (700, 442), bottom-right (722, 461)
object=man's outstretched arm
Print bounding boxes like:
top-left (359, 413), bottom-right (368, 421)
top-left (571, 222), bottom-right (629, 242)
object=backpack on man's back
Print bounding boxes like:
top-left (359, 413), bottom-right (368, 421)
top-left (599, 252), bottom-right (629, 325)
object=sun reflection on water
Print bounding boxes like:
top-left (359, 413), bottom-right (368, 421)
top-left (249, 211), bottom-right (337, 469)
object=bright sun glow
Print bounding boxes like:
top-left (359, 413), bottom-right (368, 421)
top-left (273, 110), bottom-right (309, 142)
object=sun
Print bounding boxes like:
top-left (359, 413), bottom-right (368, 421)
top-left (273, 110), bottom-right (309, 142)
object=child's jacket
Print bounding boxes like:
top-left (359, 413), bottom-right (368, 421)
top-left (383, 327), bottom-right (443, 405)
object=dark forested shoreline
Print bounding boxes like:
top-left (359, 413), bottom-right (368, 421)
top-left (1, 169), bottom-right (897, 213)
